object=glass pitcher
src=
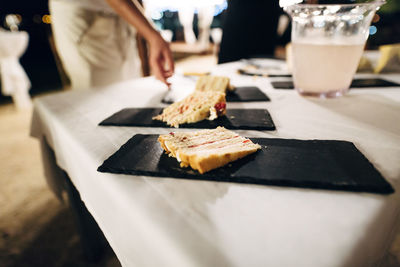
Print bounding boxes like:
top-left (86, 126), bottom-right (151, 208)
top-left (285, 0), bottom-right (385, 98)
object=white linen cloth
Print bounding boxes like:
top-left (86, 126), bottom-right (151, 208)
top-left (31, 60), bottom-right (400, 267)
top-left (0, 30), bottom-right (31, 109)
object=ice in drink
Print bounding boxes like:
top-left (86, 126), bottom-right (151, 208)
top-left (292, 42), bottom-right (365, 97)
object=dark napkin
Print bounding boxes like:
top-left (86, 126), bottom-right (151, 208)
top-left (162, 86), bottom-right (270, 104)
top-left (98, 135), bottom-right (394, 194)
top-left (271, 78), bottom-right (400, 90)
top-left (99, 108), bottom-right (276, 130)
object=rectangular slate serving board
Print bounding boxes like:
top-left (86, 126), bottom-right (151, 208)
top-left (238, 68), bottom-right (292, 77)
top-left (98, 135), bottom-right (394, 194)
top-left (99, 108), bottom-right (276, 130)
top-left (271, 78), bottom-right (400, 90)
top-left (162, 86), bottom-right (270, 104)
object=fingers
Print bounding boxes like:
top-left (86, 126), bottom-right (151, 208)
top-left (148, 38), bottom-right (175, 87)
top-left (163, 46), bottom-right (175, 75)
top-left (151, 57), bottom-right (171, 87)
top-left (150, 52), bottom-right (174, 87)
top-left (158, 48), bottom-right (174, 80)
top-left (160, 54), bottom-right (173, 78)
top-left (151, 59), bottom-right (167, 84)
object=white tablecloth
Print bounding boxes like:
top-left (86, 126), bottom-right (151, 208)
top-left (31, 60), bottom-right (400, 267)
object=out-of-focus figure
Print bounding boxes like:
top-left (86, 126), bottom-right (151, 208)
top-left (143, 0), bottom-right (225, 49)
top-left (49, 0), bottom-right (174, 90)
top-left (218, 0), bottom-right (283, 63)
top-left (177, 1), bottom-right (220, 50)
top-left (0, 15), bottom-right (32, 109)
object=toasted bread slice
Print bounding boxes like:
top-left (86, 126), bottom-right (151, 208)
top-left (153, 91), bottom-right (226, 128)
top-left (158, 127), bottom-right (261, 174)
top-left (195, 75), bottom-right (234, 92)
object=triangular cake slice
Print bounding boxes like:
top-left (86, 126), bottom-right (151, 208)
top-left (153, 91), bottom-right (226, 128)
top-left (195, 75), bottom-right (235, 92)
top-left (158, 127), bottom-right (261, 174)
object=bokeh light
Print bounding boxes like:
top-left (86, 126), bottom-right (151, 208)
top-left (369, 25), bottom-right (377, 35)
top-left (42, 15), bottom-right (51, 24)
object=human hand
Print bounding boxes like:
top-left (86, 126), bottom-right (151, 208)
top-left (148, 34), bottom-right (174, 87)
top-left (104, 0), bottom-right (174, 86)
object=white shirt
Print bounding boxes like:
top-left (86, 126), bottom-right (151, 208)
top-left (51, 0), bottom-right (117, 14)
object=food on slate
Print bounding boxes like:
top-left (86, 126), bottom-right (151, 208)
top-left (153, 91), bottom-right (226, 128)
top-left (158, 127), bottom-right (261, 174)
top-left (195, 75), bottom-right (234, 92)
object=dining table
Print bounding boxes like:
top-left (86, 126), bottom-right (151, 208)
top-left (30, 58), bottom-right (400, 267)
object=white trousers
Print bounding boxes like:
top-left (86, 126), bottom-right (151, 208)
top-left (49, 0), bottom-right (141, 90)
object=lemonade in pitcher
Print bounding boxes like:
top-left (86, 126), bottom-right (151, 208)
top-left (285, 1), bottom-right (385, 98)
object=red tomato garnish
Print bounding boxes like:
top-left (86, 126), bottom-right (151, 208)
top-left (214, 102), bottom-right (226, 115)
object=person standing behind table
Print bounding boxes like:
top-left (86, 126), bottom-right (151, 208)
top-left (218, 0), bottom-right (282, 64)
top-left (49, 0), bottom-right (174, 90)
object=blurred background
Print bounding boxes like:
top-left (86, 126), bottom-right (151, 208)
top-left (1, 0), bottom-right (400, 101)
top-left (1, 0), bottom-right (400, 266)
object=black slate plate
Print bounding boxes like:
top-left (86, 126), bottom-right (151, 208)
top-left (226, 86), bottom-right (270, 102)
top-left (238, 68), bottom-right (292, 77)
top-left (161, 86), bottom-right (270, 104)
top-left (271, 78), bottom-right (400, 90)
top-left (99, 108), bottom-right (276, 130)
top-left (98, 135), bottom-right (394, 194)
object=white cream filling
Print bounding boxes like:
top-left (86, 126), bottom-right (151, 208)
top-left (164, 141), bottom-right (172, 153)
top-left (208, 107), bottom-right (218, 120)
top-left (165, 141), bottom-right (181, 162)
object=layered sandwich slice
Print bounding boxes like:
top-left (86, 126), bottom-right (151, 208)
top-left (153, 91), bottom-right (226, 128)
top-left (195, 75), bottom-right (234, 92)
top-left (158, 127), bottom-right (261, 174)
